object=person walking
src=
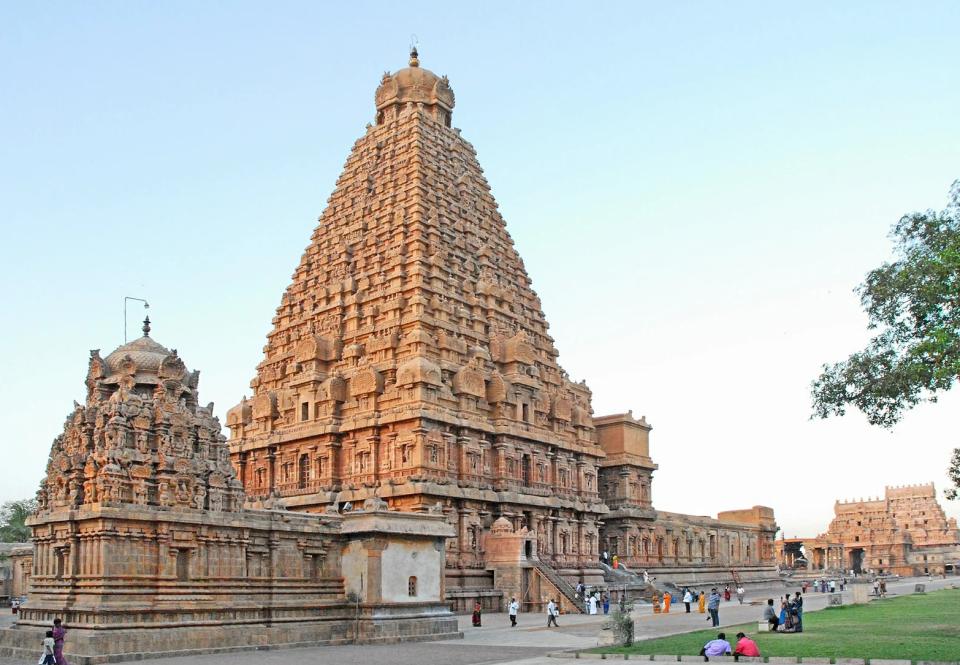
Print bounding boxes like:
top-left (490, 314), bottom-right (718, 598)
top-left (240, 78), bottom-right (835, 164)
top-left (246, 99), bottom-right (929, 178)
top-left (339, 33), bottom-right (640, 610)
top-left (662, 590), bottom-right (671, 613)
top-left (736, 585), bottom-right (745, 605)
top-left (723, 584), bottom-right (731, 602)
top-left (508, 597), bottom-right (519, 627)
top-left (602, 593), bottom-right (610, 615)
top-left (53, 618), bottom-right (70, 665)
top-left (698, 590), bottom-right (706, 614)
top-left (683, 588), bottom-right (693, 613)
top-left (471, 600), bottom-right (482, 627)
top-left (546, 599), bottom-right (560, 627)
top-left (707, 588), bottom-right (722, 626)
top-left (40, 630), bottom-right (56, 665)
top-left (588, 593), bottom-right (599, 615)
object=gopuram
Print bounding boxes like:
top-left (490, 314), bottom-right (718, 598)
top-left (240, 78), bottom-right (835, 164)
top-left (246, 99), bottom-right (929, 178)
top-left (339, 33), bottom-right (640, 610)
top-left (0, 319), bottom-right (457, 664)
top-left (226, 49), bottom-right (779, 610)
top-left (822, 484), bottom-right (959, 576)
top-left (777, 483), bottom-right (960, 577)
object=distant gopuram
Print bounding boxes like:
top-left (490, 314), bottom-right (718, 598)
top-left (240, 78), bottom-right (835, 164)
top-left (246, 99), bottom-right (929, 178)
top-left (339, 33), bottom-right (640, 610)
top-left (821, 484), bottom-right (960, 576)
top-left (226, 49), bottom-right (778, 607)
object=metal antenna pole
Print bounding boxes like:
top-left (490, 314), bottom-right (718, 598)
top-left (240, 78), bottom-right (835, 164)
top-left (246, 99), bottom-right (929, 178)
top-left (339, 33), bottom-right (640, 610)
top-left (124, 297), bottom-right (150, 342)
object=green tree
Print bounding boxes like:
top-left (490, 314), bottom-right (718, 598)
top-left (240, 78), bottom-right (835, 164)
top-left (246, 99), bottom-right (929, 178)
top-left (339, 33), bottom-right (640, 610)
top-left (0, 499), bottom-right (37, 542)
top-left (810, 180), bottom-right (960, 498)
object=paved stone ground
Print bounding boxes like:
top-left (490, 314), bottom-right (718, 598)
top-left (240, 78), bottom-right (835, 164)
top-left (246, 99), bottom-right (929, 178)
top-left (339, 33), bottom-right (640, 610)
top-left (0, 577), bottom-right (954, 665)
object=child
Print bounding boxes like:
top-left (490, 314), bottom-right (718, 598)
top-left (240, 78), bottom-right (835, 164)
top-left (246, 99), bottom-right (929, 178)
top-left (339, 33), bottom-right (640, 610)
top-left (41, 630), bottom-right (56, 665)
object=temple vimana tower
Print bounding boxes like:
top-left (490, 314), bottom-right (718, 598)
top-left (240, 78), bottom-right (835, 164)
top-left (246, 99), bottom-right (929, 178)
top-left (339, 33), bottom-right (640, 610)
top-left (227, 49), bottom-right (777, 606)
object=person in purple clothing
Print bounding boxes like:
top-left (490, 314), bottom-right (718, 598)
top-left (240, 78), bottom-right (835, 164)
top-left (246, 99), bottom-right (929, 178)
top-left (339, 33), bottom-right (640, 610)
top-left (53, 618), bottom-right (69, 665)
top-left (699, 632), bottom-right (732, 659)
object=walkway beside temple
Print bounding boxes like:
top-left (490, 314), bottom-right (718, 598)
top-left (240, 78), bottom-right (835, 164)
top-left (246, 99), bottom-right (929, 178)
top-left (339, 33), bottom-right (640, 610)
top-left (0, 576), bottom-right (954, 665)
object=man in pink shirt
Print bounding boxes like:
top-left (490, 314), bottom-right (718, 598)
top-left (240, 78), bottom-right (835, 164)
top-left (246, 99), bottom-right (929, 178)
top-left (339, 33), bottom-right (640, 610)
top-left (734, 632), bottom-right (761, 660)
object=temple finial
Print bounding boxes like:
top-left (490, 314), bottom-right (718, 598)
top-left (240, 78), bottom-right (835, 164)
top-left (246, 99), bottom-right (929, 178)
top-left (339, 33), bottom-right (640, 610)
top-left (409, 46), bottom-right (419, 67)
top-left (142, 316), bottom-right (151, 337)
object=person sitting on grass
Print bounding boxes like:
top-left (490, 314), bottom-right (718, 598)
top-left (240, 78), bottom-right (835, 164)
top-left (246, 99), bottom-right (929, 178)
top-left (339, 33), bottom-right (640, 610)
top-left (699, 632), bottom-right (732, 660)
top-left (734, 632), bottom-right (761, 660)
top-left (762, 598), bottom-right (779, 632)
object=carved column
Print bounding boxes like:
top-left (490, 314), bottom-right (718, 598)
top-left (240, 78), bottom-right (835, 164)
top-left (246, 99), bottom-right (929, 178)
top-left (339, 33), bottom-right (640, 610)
top-left (267, 447), bottom-right (277, 493)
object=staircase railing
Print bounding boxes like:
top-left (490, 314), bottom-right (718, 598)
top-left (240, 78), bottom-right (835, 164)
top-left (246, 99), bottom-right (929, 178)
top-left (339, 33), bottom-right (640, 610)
top-left (531, 559), bottom-right (584, 614)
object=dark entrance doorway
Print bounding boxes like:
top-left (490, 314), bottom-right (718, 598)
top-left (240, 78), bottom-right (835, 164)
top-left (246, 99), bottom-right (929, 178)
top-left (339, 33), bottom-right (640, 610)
top-left (849, 548), bottom-right (865, 574)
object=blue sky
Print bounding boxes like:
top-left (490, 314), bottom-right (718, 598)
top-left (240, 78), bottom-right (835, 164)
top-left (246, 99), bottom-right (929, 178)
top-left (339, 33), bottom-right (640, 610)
top-left (2, 1), bottom-right (958, 535)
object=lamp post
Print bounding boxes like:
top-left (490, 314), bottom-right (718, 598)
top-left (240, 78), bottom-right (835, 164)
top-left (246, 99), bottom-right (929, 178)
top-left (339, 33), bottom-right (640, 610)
top-left (124, 297), bottom-right (150, 342)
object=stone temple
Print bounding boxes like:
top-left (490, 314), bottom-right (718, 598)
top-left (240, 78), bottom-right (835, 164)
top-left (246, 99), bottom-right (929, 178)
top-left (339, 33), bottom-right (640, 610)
top-left (0, 319), bottom-right (458, 663)
top-left (226, 49), bottom-right (778, 611)
top-left (779, 484), bottom-right (960, 577)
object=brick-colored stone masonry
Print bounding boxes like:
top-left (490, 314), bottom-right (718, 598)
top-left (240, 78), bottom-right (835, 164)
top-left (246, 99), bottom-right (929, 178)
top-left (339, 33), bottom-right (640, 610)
top-left (227, 50), bottom-right (778, 594)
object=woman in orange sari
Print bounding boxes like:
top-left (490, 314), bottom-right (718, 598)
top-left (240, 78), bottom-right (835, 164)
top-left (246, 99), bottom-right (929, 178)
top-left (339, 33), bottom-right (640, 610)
top-left (698, 590), bottom-right (706, 613)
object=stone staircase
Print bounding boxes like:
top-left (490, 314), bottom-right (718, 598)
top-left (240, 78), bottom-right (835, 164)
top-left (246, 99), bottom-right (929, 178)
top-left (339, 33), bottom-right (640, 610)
top-left (600, 562), bottom-right (661, 601)
top-left (531, 559), bottom-right (584, 614)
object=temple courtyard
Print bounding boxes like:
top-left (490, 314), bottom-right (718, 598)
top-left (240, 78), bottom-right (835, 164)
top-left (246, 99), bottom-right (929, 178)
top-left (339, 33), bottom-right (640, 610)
top-left (2, 576), bottom-right (953, 665)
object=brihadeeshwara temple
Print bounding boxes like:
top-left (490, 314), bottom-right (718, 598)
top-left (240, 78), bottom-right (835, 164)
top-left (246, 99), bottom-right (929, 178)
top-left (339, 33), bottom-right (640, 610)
top-left (1, 50), bottom-right (779, 663)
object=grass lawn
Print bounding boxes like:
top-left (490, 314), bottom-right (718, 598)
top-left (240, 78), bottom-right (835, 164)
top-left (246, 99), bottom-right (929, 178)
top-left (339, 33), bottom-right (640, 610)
top-left (598, 588), bottom-right (960, 662)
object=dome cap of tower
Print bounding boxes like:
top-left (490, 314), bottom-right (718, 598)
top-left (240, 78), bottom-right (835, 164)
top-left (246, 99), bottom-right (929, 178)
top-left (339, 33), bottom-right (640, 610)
top-left (101, 317), bottom-right (186, 385)
top-left (375, 47), bottom-right (455, 114)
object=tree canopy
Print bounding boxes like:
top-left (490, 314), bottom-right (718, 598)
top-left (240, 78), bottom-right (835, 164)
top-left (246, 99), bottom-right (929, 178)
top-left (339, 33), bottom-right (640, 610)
top-left (810, 180), bottom-right (960, 497)
top-left (0, 498), bottom-right (37, 543)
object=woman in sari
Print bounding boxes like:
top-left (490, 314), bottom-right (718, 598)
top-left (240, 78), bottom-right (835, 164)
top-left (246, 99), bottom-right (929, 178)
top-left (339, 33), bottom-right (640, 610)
top-left (53, 618), bottom-right (69, 665)
top-left (471, 601), bottom-right (482, 627)
top-left (698, 590), bottom-right (706, 613)
top-left (779, 599), bottom-right (792, 632)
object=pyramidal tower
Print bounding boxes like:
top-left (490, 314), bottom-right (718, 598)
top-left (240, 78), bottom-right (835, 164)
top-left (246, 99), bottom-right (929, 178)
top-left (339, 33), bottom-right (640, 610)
top-left (227, 49), bottom-right (608, 594)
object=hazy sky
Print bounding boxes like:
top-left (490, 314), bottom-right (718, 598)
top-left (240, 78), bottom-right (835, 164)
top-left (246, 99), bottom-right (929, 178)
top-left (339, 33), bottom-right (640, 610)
top-left (2, 1), bottom-right (959, 537)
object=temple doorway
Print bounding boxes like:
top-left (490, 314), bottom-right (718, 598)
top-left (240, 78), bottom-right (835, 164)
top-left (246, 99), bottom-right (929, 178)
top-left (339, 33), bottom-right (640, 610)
top-left (849, 547), bottom-right (865, 574)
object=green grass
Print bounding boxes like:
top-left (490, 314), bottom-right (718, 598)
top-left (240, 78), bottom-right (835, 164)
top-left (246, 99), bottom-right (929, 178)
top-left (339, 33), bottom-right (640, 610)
top-left (597, 589), bottom-right (960, 662)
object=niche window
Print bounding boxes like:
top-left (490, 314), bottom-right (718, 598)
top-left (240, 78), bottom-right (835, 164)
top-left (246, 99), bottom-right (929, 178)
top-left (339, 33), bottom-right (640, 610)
top-left (301, 402), bottom-right (309, 421)
top-left (408, 576), bottom-right (417, 596)
top-left (176, 550), bottom-right (190, 581)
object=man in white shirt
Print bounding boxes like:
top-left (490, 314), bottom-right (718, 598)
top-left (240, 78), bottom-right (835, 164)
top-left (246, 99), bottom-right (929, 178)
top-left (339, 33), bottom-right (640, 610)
top-left (736, 586), bottom-right (745, 604)
top-left (546, 598), bottom-right (559, 627)
top-left (508, 597), bottom-right (520, 626)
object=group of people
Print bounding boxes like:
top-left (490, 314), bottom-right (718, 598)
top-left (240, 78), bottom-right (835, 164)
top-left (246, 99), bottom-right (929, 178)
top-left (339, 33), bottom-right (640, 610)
top-left (38, 618), bottom-right (69, 665)
top-left (802, 578), bottom-right (846, 593)
top-left (471, 597), bottom-right (563, 628)
top-left (599, 550), bottom-right (622, 570)
top-left (700, 631), bottom-right (761, 661)
top-left (761, 592), bottom-right (804, 633)
top-left (872, 578), bottom-right (888, 597)
top-left (575, 583), bottom-right (617, 615)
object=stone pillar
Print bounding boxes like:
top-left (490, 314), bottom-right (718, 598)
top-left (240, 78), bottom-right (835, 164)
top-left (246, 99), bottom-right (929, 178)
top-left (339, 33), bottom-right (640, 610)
top-left (267, 448), bottom-right (277, 493)
top-left (362, 537), bottom-right (389, 604)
